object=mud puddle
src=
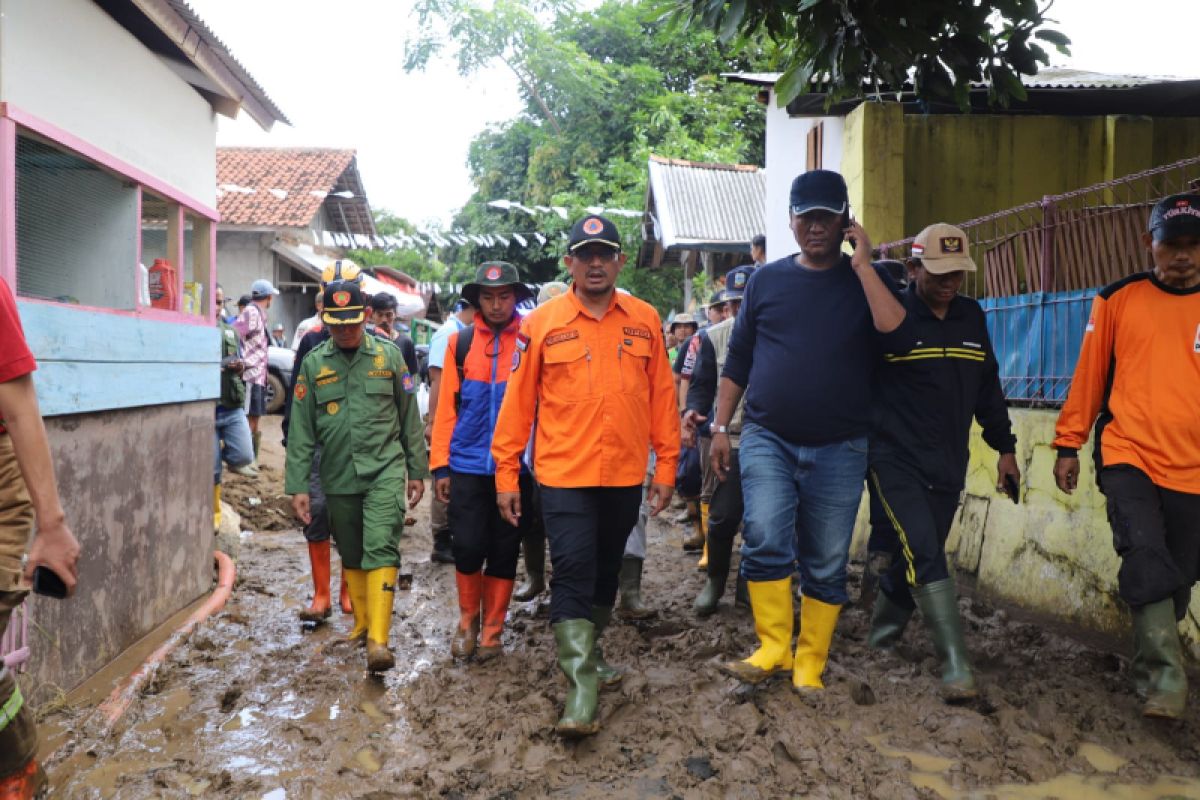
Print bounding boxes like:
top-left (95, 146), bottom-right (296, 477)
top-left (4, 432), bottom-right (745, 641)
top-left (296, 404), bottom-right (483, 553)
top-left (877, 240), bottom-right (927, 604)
top-left (39, 416), bottom-right (1200, 798)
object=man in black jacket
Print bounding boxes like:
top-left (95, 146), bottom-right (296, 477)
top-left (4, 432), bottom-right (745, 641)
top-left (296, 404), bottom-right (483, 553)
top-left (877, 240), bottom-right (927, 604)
top-left (865, 222), bottom-right (1020, 702)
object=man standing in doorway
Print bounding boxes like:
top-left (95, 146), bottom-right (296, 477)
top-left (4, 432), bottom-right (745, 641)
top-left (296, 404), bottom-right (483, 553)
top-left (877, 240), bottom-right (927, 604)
top-left (236, 278), bottom-right (278, 462)
top-left (714, 170), bottom-right (914, 692)
top-left (492, 215), bottom-right (679, 736)
top-left (1053, 193), bottom-right (1200, 720)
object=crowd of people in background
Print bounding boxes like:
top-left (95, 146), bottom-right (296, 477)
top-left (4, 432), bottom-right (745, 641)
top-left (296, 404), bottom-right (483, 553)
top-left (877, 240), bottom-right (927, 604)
top-left (199, 168), bottom-right (1200, 742)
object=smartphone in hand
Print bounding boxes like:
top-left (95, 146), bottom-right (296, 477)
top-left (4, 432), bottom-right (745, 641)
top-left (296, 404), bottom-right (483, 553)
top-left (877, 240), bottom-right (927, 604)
top-left (1004, 474), bottom-right (1020, 505)
top-left (32, 566), bottom-right (68, 599)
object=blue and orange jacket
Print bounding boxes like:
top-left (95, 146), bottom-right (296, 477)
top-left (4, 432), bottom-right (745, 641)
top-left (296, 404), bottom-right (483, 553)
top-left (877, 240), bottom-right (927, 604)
top-left (430, 312), bottom-right (528, 479)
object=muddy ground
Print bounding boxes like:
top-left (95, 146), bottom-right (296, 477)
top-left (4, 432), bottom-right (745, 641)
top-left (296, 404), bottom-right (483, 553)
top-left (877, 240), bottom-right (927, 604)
top-left (39, 416), bottom-right (1200, 799)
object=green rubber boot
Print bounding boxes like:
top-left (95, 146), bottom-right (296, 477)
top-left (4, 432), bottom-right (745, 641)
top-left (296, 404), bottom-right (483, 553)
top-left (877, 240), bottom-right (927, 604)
top-left (866, 591), bottom-right (914, 649)
top-left (617, 556), bottom-right (652, 619)
top-left (553, 619), bottom-right (599, 736)
top-left (693, 535), bottom-right (732, 617)
top-left (1132, 598), bottom-right (1188, 719)
top-left (592, 606), bottom-right (622, 688)
top-left (912, 579), bottom-right (977, 702)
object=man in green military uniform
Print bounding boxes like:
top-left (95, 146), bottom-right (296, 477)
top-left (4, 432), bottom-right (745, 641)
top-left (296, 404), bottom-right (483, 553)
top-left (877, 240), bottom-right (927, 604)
top-left (286, 280), bottom-right (428, 673)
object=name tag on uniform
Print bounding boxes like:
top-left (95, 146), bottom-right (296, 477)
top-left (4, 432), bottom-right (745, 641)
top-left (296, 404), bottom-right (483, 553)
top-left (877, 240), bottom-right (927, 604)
top-left (623, 326), bottom-right (651, 340)
top-left (316, 376), bottom-right (340, 387)
top-left (368, 369), bottom-right (394, 379)
top-left (546, 329), bottom-right (580, 347)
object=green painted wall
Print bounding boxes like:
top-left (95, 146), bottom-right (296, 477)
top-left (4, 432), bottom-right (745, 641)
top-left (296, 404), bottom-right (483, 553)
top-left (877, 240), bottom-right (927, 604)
top-left (852, 408), bottom-right (1200, 658)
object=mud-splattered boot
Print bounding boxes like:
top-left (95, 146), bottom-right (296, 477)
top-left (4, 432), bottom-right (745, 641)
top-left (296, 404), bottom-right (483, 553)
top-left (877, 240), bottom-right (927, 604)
top-left (913, 579), bottom-right (977, 702)
top-left (513, 528), bottom-right (546, 602)
top-left (365, 567), bottom-right (398, 673)
top-left (476, 576), bottom-right (515, 662)
top-left (792, 595), bottom-right (842, 692)
top-left (0, 759), bottom-right (46, 800)
top-left (617, 556), bottom-right (653, 620)
top-left (693, 530), bottom-right (732, 618)
top-left (298, 540), bottom-right (334, 623)
top-left (343, 568), bottom-right (369, 644)
top-left (866, 590), bottom-right (914, 650)
top-left (451, 570), bottom-right (482, 659)
top-left (719, 578), bottom-right (794, 684)
top-left (430, 528), bottom-right (455, 565)
top-left (682, 506), bottom-right (705, 552)
top-left (339, 571), bottom-right (353, 615)
top-left (591, 606), bottom-right (622, 689)
top-left (553, 619), bottom-right (599, 737)
top-left (1132, 598), bottom-right (1187, 719)
top-left (859, 550), bottom-right (892, 610)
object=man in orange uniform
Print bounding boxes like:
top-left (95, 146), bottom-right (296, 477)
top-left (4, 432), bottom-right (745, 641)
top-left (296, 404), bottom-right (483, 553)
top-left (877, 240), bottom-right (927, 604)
top-left (1054, 193), bottom-right (1200, 720)
top-left (430, 262), bottom-right (534, 662)
top-left (492, 215), bottom-right (680, 737)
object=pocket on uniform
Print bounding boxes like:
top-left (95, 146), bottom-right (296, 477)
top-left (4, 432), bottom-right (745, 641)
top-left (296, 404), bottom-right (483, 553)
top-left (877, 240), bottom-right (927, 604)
top-left (314, 382), bottom-right (346, 415)
top-left (542, 335), bottom-right (591, 401)
top-left (365, 379), bottom-right (392, 396)
top-left (619, 336), bottom-right (652, 394)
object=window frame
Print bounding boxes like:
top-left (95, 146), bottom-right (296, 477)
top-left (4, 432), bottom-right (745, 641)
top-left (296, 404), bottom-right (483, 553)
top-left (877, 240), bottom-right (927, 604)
top-left (0, 103), bottom-right (217, 326)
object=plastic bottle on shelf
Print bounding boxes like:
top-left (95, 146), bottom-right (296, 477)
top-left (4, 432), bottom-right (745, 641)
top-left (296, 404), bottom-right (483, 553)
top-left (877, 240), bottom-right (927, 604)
top-left (148, 259), bottom-right (177, 310)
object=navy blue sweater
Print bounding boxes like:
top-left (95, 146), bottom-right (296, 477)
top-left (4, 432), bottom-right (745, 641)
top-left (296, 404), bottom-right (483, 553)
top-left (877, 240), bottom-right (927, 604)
top-left (722, 254), bottom-right (916, 445)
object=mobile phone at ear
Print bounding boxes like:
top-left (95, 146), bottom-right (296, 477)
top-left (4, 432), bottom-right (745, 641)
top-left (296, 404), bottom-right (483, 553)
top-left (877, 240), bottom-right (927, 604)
top-left (1004, 474), bottom-right (1020, 505)
top-left (32, 566), bottom-right (68, 599)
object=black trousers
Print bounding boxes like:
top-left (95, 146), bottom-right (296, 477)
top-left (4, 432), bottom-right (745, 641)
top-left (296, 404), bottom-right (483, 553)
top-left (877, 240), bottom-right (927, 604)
top-left (448, 471), bottom-right (533, 579)
top-left (1101, 465), bottom-right (1200, 617)
top-left (867, 463), bottom-right (961, 609)
top-left (302, 446), bottom-right (332, 543)
top-left (707, 449), bottom-right (744, 576)
top-left (539, 485), bottom-right (642, 623)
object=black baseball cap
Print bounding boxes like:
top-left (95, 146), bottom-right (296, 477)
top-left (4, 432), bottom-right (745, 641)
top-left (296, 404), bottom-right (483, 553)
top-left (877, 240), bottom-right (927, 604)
top-left (721, 265), bottom-right (756, 301)
top-left (790, 169), bottom-right (849, 216)
top-left (321, 280), bottom-right (366, 325)
top-left (1149, 194), bottom-right (1200, 242)
top-left (567, 215), bottom-right (621, 253)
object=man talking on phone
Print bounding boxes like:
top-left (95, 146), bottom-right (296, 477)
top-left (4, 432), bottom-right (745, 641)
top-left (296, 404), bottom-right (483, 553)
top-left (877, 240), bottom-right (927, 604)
top-left (714, 170), bottom-right (914, 692)
top-left (0, 276), bottom-right (80, 797)
top-left (862, 223), bottom-right (1018, 703)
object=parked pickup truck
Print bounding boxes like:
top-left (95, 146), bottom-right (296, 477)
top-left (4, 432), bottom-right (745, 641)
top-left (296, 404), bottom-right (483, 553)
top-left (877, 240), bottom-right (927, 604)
top-left (265, 345), bottom-right (294, 414)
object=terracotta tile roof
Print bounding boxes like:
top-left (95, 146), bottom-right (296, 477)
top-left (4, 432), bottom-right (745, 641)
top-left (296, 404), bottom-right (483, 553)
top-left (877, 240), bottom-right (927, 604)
top-left (217, 147), bottom-right (358, 228)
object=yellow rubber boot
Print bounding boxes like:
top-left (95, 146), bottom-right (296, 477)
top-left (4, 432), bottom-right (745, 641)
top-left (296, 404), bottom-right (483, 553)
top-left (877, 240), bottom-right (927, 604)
top-left (697, 504), bottom-right (710, 569)
top-left (213, 485), bottom-right (222, 531)
top-left (343, 568), bottom-right (369, 644)
top-left (718, 578), bottom-right (794, 683)
top-left (365, 567), bottom-right (398, 672)
top-left (792, 595), bottom-right (843, 691)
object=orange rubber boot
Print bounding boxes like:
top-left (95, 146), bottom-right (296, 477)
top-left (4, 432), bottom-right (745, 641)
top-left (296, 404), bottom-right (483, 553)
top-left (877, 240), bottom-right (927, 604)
top-left (451, 570), bottom-right (483, 659)
top-left (476, 576), bottom-right (516, 661)
top-left (339, 571), bottom-right (352, 614)
top-left (298, 540), bottom-right (333, 622)
top-left (0, 759), bottom-right (46, 800)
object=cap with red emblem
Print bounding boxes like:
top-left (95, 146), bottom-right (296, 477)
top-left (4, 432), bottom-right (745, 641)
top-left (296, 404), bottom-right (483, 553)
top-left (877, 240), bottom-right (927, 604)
top-left (461, 261), bottom-right (533, 309)
top-left (567, 215), bottom-right (621, 253)
top-left (320, 280), bottom-right (367, 325)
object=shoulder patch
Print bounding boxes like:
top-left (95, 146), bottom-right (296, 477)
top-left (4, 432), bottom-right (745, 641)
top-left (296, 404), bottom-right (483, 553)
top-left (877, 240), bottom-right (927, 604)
top-left (402, 373), bottom-right (416, 393)
top-left (294, 383), bottom-right (307, 401)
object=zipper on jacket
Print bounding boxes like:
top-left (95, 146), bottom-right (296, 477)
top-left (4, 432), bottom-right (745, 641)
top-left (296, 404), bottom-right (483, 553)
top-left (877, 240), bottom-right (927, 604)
top-left (486, 330), bottom-right (499, 473)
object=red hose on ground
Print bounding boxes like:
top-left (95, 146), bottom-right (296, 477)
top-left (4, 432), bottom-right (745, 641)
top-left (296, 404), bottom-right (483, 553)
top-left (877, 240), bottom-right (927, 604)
top-left (93, 551), bottom-right (236, 735)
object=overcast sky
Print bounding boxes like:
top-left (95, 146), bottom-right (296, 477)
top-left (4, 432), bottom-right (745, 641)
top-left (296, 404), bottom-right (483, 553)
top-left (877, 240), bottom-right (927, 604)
top-left (197, 0), bottom-right (1200, 228)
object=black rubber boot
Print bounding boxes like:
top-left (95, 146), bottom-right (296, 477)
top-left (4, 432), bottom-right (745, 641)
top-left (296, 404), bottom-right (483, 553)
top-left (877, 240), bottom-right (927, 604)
top-left (431, 528), bottom-right (454, 564)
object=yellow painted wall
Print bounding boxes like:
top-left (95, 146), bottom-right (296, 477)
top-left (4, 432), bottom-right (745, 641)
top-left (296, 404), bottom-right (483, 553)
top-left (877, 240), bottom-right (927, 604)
top-left (1153, 118), bottom-right (1200, 166)
top-left (852, 408), bottom-right (1200, 658)
top-left (841, 102), bottom-right (906, 244)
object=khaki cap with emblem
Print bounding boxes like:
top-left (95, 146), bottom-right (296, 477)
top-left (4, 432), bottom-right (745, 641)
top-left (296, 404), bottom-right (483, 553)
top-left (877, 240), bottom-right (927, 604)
top-left (911, 223), bottom-right (977, 274)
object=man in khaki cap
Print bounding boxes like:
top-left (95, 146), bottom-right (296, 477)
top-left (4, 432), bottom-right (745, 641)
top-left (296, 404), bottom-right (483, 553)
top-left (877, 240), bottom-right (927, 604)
top-left (863, 222), bottom-right (1020, 702)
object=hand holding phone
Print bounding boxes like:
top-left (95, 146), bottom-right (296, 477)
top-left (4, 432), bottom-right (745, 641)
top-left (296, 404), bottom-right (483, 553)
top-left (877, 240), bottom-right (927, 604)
top-left (32, 566), bottom-right (68, 599)
top-left (1004, 473), bottom-right (1020, 505)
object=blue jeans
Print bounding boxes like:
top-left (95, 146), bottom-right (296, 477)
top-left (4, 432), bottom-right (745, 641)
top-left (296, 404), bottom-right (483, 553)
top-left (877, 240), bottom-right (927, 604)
top-left (738, 422), bottom-right (867, 605)
top-left (214, 406), bottom-right (254, 483)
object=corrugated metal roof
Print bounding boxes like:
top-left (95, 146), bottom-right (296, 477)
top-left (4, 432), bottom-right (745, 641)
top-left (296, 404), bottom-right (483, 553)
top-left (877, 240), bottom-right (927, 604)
top-left (722, 67), bottom-right (1190, 92)
top-left (647, 156), bottom-right (765, 250)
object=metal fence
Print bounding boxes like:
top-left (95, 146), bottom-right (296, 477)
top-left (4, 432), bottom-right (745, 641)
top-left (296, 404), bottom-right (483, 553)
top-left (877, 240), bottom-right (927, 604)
top-left (878, 155), bottom-right (1200, 406)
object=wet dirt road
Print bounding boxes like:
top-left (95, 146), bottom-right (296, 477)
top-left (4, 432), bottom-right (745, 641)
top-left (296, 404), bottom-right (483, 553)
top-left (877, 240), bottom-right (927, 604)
top-left (41, 417), bottom-right (1200, 799)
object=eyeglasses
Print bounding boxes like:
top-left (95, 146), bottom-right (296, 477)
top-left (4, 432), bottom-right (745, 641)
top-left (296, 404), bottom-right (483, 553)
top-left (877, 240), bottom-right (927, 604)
top-left (571, 247), bottom-right (619, 263)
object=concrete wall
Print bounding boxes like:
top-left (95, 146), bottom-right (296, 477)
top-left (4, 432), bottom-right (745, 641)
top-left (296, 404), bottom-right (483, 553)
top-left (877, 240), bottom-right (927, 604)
top-left (24, 402), bottom-right (213, 693)
top-left (852, 408), bottom-right (1200, 659)
top-left (0, 0), bottom-right (218, 206)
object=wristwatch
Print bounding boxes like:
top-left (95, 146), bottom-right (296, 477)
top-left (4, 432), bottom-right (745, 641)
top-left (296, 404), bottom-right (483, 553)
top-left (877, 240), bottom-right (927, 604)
top-left (713, 425), bottom-right (729, 435)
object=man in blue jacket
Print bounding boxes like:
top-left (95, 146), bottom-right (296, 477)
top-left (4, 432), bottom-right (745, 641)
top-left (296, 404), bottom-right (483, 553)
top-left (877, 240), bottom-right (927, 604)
top-left (713, 170), bottom-right (915, 691)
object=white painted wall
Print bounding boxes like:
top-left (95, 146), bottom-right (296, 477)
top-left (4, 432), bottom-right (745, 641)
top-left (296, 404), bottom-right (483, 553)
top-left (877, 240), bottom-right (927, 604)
top-left (0, 0), bottom-right (218, 207)
top-left (762, 90), bottom-right (844, 262)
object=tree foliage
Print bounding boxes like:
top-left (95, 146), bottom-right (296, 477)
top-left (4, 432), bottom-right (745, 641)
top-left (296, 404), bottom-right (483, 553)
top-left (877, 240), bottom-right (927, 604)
top-left (404, 0), bottom-right (770, 313)
top-left (667, 0), bottom-right (1071, 110)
